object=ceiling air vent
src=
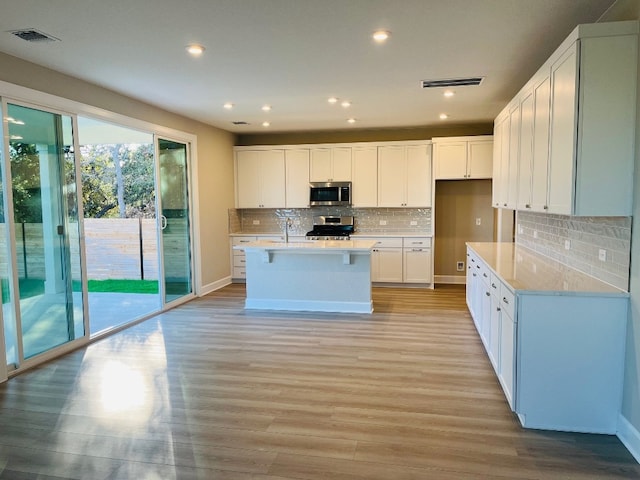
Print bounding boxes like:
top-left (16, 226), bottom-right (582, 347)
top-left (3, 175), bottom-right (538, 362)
top-left (9, 29), bottom-right (60, 43)
top-left (232, 121), bottom-right (250, 125)
top-left (421, 77), bottom-right (484, 88)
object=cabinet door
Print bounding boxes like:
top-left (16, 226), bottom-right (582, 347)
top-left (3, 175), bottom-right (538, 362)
top-left (236, 150), bottom-right (262, 208)
top-left (506, 103), bottom-right (520, 209)
top-left (492, 116), bottom-right (505, 207)
top-left (405, 145), bottom-right (431, 207)
top-left (489, 292), bottom-right (501, 372)
top-left (331, 147), bottom-right (352, 181)
top-left (259, 150), bottom-right (286, 207)
top-left (517, 90), bottom-right (534, 210)
top-left (376, 248), bottom-right (403, 282)
top-left (499, 309), bottom-right (516, 410)
top-left (309, 148), bottom-right (333, 182)
top-left (352, 147), bottom-right (378, 207)
top-left (378, 146), bottom-right (406, 207)
top-left (285, 149), bottom-right (310, 208)
top-left (403, 248), bottom-right (432, 283)
top-left (467, 141), bottom-right (493, 179)
top-left (530, 74), bottom-right (551, 213)
top-left (481, 284), bottom-right (492, 350)
top-left (434, 142), bottom-right (467, 179)
top-left (547, 44), bottom-right (578, 215)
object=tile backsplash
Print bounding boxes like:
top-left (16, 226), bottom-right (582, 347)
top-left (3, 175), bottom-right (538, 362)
top-left (516, 211), bottom-right (631, 291)
top-left (229, 207), bottom-right (432, 236)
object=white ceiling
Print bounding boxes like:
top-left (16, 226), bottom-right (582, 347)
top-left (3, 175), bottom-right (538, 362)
top-left (0, 0), bottom-right (617, 134)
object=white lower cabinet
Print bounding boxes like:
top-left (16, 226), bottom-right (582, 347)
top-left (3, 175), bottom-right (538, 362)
top-left (466, 244), bottom-right (627, 433)
top-left (402, 237), bottom-right (431, 284)
top-left (368, 237), bottom-right (403, 283)
top-left (231, 235), bottom-right (285, 279)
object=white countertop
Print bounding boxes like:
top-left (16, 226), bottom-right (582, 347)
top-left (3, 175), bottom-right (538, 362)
top-left (235, 239), bottom-right (377, 252)
top-left (467, 242), bottom-right (627, 296)
top-left (230, 232), bottom-right (432, 238)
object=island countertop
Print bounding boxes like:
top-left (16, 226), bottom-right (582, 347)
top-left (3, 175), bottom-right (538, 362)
top-left (234, 239), bottom-right (377, 253)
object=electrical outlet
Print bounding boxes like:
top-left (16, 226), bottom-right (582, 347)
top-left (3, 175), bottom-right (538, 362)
top-left (599, 249), bottom-right (607, 262)
top-left (475, 217), bottom-right (481, 226)
top-left (532, 263), bottom-right (537, 273)
top-left (564, 240), bottom-right (571, 250)
top-left (252, 220), bottom-right (260, 225)
top-left (456, 261), bottom-right (465, 271)
top-left (410, 220), bottom-right (418, 226)
top-left (533, 230), bottom-right (538, 239)
top-left (379, 220), bottom-right (387, 226)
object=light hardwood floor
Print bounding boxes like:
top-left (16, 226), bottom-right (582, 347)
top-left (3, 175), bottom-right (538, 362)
top-left (0, 284), bottom-right (638, 479)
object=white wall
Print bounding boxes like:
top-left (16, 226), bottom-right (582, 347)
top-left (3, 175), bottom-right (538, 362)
top-left (0, 51), bottom-right (236, 291)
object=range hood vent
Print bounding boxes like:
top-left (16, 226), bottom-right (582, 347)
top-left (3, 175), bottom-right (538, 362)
top-left (9, 29), bottom-right (60, 43)
top-left (232, 121), bottom-right (250, 125)
top-left (421, 77), bottom-right (483, 88)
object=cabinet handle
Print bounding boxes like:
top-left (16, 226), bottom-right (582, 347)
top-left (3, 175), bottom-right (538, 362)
top-left (486, 292), bottom-right (490, 297)
top-left (497, 307), bottom-right (501, 312)
top-left (483, 273), bottom-right (488, 278)
top-left (412, 248), bottom-right (423, 252)
top-left (525, 204), bottom-right (531, 209)
top-left (543, 205), bottom-right (548, 210)
top-left (491, 283), bottom-right (497, 289)
top-left (473, 273), bottom-right (477, 277)
top-left (502, 297), bottom-right (509, 304)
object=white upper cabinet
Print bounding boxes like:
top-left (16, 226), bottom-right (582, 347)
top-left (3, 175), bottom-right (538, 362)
top-left (493, 20), bottom-right (638, 216)
top-left (433, 136), bottom-right (493, 180)
top-left (530, 74), bottom-right (551, 213)
top-left (351, 146), bottom-right (378, 207)
top-left (285, 149), bottom-right (310, 208)
top-left (235, 149), bottom-right (285, 208)
top-left (310, 147), bottom-right (352, 182)
top-left (378, 144), bottom-right (432, 207)
top-left (516, 88), bottom-right (534, 211)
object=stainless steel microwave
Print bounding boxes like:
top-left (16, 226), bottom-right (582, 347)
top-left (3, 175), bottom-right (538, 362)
top-left (309, 182), bottom-right (351, 207)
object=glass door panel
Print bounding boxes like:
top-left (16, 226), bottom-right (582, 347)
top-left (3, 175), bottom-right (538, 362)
top-left (157, 138), bottom-right (193, 304)
top-left (7, 103), bottom-right (84, 359)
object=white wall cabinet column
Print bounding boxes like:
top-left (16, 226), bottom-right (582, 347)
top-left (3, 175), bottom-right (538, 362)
top-left (433, 136), bottom-right (493, 180)
top-left (378, 144), bottom-right (432, 207)
top-left (285, 149), bottom-right (310, 208)
top-left (310, 147), bottom-right (352, 182)
top-left (351, 146), bottom-right (378, 207)
top-left (235, 149), bottom-right (285, 208)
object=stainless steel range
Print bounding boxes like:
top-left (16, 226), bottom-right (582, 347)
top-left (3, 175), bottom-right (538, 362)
top-left (306, 216), bottom-right (354, 240)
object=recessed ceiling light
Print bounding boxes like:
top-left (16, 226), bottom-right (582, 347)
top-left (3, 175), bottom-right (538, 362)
top-left (347, 118), bottom-right (356, 124)
top-left (223, 102), bottom-right (234, 110)
top-left (262, 105), bottom-right (272, 112)
top-left (372, 30), bottom-right (391, 42)
top-left (439, 113), bottom-right (449, 120)
top-left (185, 44), bottom-right (205, 56)
top-left (341, 101), bottom-right (351, 108)
top-left (328, 97), bottom-right (338, 104)
top-left (444, 90), bottom-right (455, 98)
top-left (262, 121), bottom-right (270, 127)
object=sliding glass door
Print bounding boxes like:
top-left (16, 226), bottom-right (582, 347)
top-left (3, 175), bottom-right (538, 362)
top-left (156, 137), bottom-right (193, 305)
top-left (3, 102), bottom-right (84, 362)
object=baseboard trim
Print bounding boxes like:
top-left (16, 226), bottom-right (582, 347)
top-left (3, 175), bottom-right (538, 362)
top-left (435, 275), bottom-right (467, 285)
top-left (245, 298), bottom-right (373, 314)
top-left (200, 276), bottom-right (232, 296)
top-left (618, 414), bottom-right (640, 464)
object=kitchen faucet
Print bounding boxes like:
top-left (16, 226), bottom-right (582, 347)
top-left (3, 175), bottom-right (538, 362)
top-left (284, 217), bottom-right (293, 243)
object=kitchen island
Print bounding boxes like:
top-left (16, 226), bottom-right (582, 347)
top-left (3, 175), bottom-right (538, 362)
top-left (234, 239), bottom-right (377, 313)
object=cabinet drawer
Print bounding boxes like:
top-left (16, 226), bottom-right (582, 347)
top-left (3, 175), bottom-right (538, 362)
top-left (478, 261), bottom-right (491, 285)
top-left (232, 236), bottom-right (257, 246)
top-left (233, 256), bottom-right (247, 268)
top-left (501, 285), bottom-right (516, 319)
top-left (369, 237), bottom-right (403, 248)
top-left (233, 267), bottom-right (247, 279)
top-left (403, 237), bottom-right (431, 248)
